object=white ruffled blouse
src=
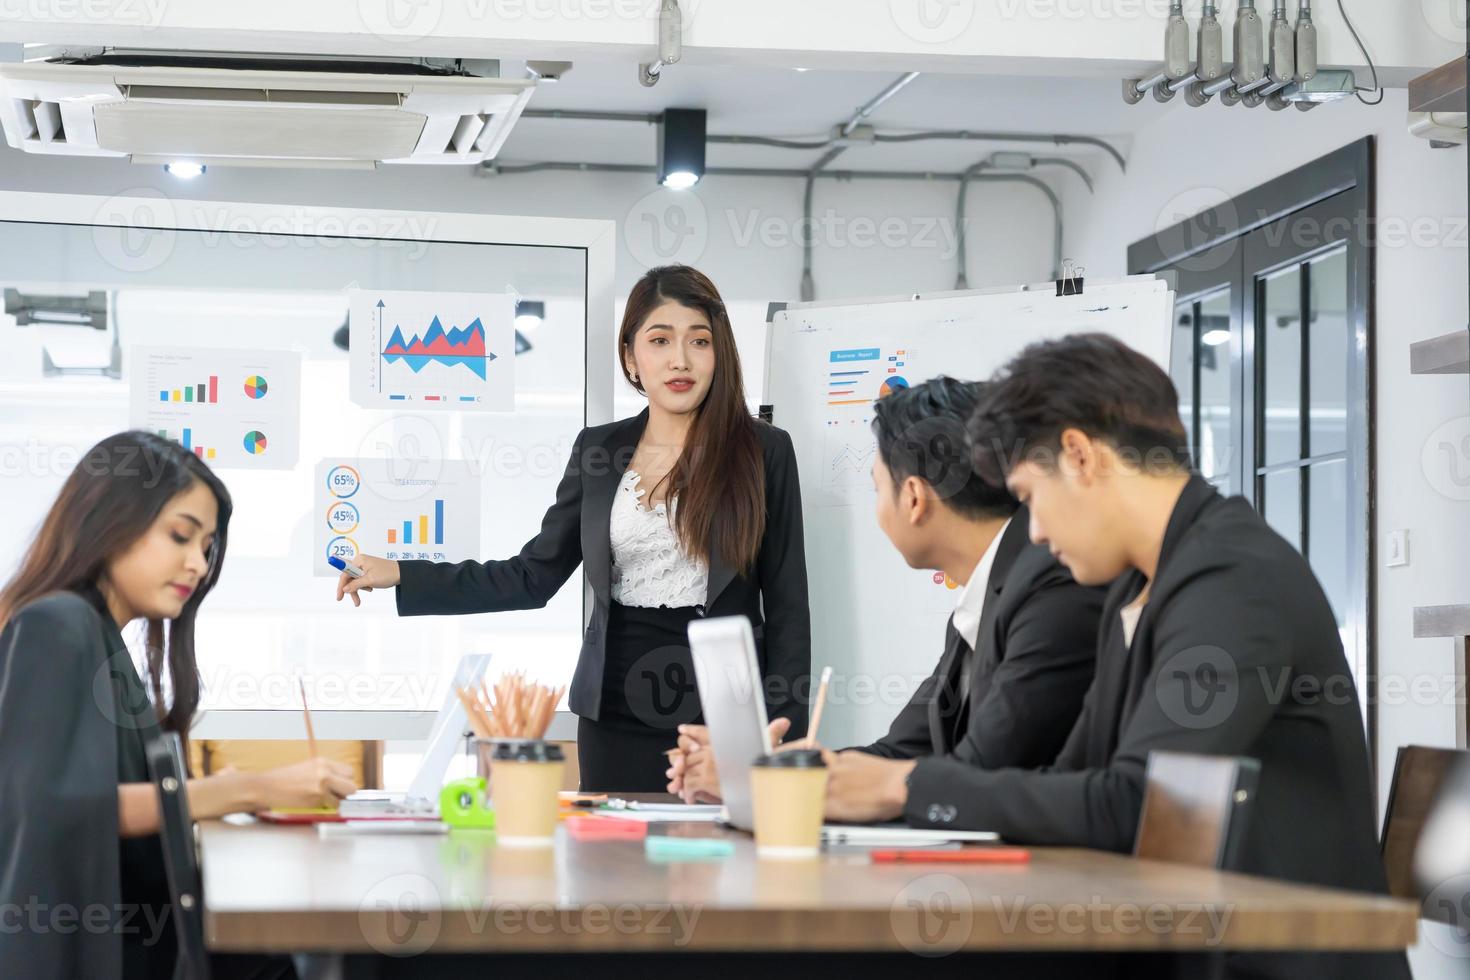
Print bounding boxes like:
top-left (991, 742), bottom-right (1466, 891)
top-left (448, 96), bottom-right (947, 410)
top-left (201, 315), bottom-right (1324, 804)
top-left (609, 469), bottom-right (710, 609)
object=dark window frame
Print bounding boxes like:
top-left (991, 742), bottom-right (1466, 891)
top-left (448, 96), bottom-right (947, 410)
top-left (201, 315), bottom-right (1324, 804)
top-left (1128, 138), bottom-right (1376, 767)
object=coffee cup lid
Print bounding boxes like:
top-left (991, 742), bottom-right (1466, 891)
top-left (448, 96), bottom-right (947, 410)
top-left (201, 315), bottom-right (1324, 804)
top-left (752, 748), bottom-right (826, 769)
top-left (481, 738), bottom-right (565, 763)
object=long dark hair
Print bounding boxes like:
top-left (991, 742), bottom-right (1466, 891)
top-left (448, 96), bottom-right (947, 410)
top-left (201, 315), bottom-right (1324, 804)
top-left (620, 265), bottom-right (765, 573)
top-left (0, 430), bottom-right (232, 742)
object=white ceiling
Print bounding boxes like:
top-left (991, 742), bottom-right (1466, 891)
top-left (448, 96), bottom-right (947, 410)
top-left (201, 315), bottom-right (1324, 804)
top-left (499, 60), bottom-right (1168, 175)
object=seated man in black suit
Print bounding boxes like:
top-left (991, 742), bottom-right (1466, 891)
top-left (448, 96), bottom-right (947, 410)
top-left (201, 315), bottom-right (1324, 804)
top-left (668, 377), bottom-right (1104, 814)
top-left (887, 333), bottom-right (1400, 980)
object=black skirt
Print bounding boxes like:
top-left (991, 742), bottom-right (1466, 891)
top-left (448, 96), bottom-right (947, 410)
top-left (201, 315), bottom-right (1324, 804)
top-left (577, 602), bottom-right (705, 792)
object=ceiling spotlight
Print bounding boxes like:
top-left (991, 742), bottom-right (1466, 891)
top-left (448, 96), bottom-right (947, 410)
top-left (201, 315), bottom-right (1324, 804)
top-left (657, 108), bottom-right (706, 189)
top-left (164, 161), bottom-right (206, 179)
top-left (1202, 328), bottom-right (1230, 347)
top-left (515, 299), bottom-right (545, 332)
top-left (662, 171), bottom-right (699, 190)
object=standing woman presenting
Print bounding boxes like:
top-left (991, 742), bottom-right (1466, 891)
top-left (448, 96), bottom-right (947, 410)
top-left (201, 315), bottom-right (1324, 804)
top-left (337, 265), bottom-right (811, 790)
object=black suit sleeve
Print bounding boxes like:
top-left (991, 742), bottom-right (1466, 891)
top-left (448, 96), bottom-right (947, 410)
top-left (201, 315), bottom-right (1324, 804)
top-left (0, 598), bottom-right (125, 978)
top-left (756, 428), bottom-right (812, 739)
top-left (904, 563), bottom-right (1286, 850)
top-left (396, 428), bottom-right (586, 616)
top-left (950, 575), bottom-right (1101, 770)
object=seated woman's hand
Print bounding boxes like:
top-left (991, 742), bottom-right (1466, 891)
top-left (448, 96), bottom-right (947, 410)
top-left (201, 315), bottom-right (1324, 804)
top-left (258, 757), bottom-right (359, 809)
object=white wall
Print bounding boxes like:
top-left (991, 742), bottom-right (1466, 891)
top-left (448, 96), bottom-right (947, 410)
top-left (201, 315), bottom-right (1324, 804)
top-left (1062, 88), bottom-right (1470, 979)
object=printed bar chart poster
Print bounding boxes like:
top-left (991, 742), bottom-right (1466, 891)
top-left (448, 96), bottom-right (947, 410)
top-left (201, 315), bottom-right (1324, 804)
top-left (128, 346), bottom-right (302, 471)
top-left (349, 289), bottom-right (515, 411)
top-left (313, 458), bottom-right (482, 577)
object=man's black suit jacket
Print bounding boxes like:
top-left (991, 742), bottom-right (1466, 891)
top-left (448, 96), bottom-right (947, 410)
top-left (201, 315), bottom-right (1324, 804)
top-left (856, 515), bottom-right (1103, 794)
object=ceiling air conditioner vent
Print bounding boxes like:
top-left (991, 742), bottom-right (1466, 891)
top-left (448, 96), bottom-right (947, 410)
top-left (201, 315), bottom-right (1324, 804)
top-left (0, 62), bottom-right (535, 168)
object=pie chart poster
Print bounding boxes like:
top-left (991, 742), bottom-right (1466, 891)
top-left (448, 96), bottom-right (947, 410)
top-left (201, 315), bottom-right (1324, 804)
top-left (348, 289), bottom-right (515, 412)
top-left (128, 345), bottom-right (302, 470)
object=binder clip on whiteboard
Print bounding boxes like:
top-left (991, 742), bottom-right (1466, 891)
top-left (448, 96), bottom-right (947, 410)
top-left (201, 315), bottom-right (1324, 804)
top-left (1056, 260), bottom-right (1085, 297)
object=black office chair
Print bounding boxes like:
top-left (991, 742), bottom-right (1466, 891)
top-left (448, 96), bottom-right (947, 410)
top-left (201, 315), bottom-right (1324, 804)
top-left (144, 730), bottom-right (211, 980)
top-left (1132, 750), bottom-right (1260, 870)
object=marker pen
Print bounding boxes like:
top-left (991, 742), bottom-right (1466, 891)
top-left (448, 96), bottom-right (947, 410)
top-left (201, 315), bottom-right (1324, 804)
top-left (327, 555), bottom-right (366, 578)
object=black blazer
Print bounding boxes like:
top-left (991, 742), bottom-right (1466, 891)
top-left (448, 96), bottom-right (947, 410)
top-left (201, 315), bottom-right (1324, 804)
top-left (0, 589), bottom-right (175, 980)
top-left (903, 476), bottom-right (1406, 979)
top-left (395, 409), bottom-right (812, 735)
top-left (856, 514), bottom-right (1102, 771)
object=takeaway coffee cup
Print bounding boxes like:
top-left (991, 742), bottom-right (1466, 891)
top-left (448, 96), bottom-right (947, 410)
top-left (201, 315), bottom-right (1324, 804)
top-left (749, 748), bottom-right (828, 859)
top-left (477, 739), bottom-right (565, 847)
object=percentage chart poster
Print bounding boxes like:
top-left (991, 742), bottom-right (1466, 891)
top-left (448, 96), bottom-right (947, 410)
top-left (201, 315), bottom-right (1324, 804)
top-left (128, 346), bottom-right (302, 471)
top-left (313, 458), bottom-right (482, 577)
top-left (348, 289), bottom-right (515, 412)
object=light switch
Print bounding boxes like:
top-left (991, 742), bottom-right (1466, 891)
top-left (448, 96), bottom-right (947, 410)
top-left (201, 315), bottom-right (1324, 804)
top-left (1386, 530), bottom-right (1409, 568)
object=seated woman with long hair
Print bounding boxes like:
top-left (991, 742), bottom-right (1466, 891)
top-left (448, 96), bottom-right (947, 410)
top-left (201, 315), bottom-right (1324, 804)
top-left (0, 431), bottom-right (358, 980)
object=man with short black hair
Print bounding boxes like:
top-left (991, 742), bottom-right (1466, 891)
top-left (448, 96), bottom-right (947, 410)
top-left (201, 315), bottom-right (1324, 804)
top-left (924, 332), bottom-right (1403, 980)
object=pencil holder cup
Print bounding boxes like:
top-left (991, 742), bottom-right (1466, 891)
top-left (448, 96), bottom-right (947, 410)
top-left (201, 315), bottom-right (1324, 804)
top-left (476, 738), bottom-right (565, 847)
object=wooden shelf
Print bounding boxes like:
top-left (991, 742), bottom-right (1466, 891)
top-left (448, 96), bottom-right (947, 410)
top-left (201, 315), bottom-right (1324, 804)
top-left (1410, 58), bottom-right (1467, 114)
top-left (1414, 605), bottom-right (1470, 638)
top-left (1410, 330), bottom-right (1470, 375)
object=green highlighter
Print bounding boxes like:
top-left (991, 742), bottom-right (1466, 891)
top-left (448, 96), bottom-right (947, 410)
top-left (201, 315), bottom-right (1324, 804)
top-left (644, 835), bottom-right (735, 861)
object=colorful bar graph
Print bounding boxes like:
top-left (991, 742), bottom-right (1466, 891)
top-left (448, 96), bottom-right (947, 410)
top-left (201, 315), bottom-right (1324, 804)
top-left (384, 499), bottom-right (446, 546)
top-left (158, 376), bottom-right (219, 404)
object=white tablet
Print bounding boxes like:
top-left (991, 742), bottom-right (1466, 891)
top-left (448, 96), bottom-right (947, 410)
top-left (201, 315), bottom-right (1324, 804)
top-left (687, 615), bottom-right (773, 831)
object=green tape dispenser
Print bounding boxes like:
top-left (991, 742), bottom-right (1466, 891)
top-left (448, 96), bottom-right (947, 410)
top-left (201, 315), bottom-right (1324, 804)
top-left (440, 777), bottom-right (496, 830)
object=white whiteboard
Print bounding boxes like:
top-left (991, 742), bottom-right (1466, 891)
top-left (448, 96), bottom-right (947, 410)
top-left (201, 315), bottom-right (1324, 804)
top-left (765, 276), bottom-right (1174, 748)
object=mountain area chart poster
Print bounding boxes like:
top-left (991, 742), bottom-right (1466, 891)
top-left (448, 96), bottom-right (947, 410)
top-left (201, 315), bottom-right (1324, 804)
top-left (349, 289), bottom-right (515, 412)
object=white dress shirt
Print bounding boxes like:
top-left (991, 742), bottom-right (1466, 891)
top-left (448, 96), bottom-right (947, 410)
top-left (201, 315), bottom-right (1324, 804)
top-left (950, 518), bottom-right (1011, 652)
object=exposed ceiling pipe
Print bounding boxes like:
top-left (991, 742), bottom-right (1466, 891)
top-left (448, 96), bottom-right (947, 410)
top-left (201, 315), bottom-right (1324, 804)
top-left (1122, 0), bottom-right (1192, 103)
top-left (517, 109), bottom-right (1129, 173)
top-left (1266, 0), bottom-right (1319, 110)
top-left (481, 159), bottom-right (1082, 294)
top-left (872, 131), bottom-right (1127, 174)
top-left (1240, 0), bottom-right (1296, 106)
top-left (800, 72), bottom-right (920, 300)
top-left (485, 160), bottom-right (1090, 184)
top-left (840, 71), bottom-right (921, 138)
top-left (1172, 3), bottom-right (1225, 106)
top-left (800, 147), bottom-right (848, 301)
top-left (638, 0), bottom-right (681, 87)
top-left (954, 170), bottom-right (1064, 288)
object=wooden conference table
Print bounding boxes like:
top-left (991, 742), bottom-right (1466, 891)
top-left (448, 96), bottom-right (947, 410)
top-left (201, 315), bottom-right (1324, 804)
top-left (199, 797), bottom-right (1418, 977)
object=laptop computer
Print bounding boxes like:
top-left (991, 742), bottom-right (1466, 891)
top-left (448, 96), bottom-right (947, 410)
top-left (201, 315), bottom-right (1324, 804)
top-left (687, 616), bottom-right (773, 831)
top-left (337, 653), bottom-right (490, 817)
